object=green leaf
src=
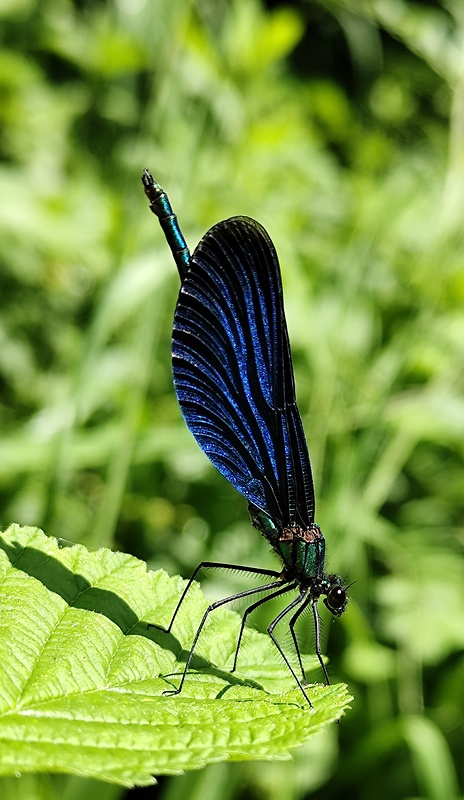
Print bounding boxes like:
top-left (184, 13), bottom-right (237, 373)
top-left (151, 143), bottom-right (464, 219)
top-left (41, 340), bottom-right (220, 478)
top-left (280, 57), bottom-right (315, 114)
top-left (0, 525), bottom-right (352, 787)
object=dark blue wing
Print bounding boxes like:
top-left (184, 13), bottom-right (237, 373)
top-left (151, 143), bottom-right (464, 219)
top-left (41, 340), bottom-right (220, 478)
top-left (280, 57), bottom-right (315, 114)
top-left (172, 216), bottom-right (315, 529)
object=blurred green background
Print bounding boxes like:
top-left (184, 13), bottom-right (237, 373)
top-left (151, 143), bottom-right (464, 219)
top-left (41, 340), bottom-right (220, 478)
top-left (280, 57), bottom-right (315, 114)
top-left (1, 0), bottom-right (463, 798)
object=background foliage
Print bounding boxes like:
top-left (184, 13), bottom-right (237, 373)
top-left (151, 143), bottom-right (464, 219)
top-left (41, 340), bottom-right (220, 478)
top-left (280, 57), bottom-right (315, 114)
top-left (0, 0), bottom-right (463, 799)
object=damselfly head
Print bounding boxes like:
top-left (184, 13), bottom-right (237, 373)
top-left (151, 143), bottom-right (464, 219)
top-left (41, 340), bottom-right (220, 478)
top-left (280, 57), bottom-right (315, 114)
top-left (323, 575), bottom-right (348, 616)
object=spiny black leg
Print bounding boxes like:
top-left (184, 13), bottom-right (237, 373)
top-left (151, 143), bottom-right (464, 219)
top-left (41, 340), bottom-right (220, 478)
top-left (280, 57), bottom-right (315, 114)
top-left (230, 581), bottom-right (297, 673)
top-left (149, 561), bottom-right (206, 633)
top-left (288, 595), bottom-right (313, 683)
top-left (312, 597), bottom-right (330, 684)
top-left (267, 590), bottom-right (313, 707)
top-left (163, 578), bottom-right (290, 697)
top-left (149, 561), bottom-right (281, 633)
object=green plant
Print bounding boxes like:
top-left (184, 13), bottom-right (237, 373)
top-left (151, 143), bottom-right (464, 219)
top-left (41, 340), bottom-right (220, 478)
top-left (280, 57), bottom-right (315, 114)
top-left (0, 525), bottom-right (350, 786)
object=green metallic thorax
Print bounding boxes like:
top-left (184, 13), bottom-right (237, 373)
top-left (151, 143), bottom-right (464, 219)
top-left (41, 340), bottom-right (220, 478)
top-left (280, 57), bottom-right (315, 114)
top-left (249, 505), bottom-right (326, 585)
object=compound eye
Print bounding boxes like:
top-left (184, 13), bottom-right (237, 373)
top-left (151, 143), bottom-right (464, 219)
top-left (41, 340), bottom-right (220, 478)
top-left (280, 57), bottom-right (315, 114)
top-left (325, 586), bottom-right (347, 616)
